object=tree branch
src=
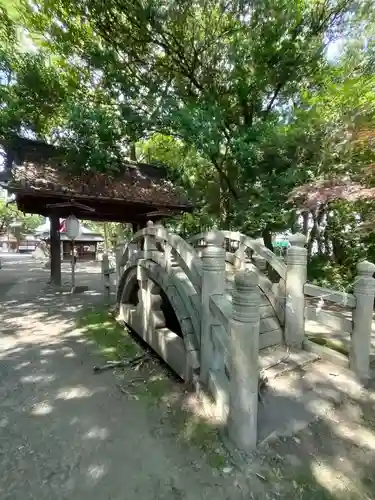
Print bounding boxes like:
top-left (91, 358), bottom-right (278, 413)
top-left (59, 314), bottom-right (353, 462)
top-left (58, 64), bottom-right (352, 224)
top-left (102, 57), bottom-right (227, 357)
top-left (265, 82), bottom-right (283, 115)
top-left (211, 156), bottom-right (239, 199)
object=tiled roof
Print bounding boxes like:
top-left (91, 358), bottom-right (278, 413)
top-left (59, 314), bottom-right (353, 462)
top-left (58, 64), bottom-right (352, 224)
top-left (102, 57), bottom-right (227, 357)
top-left (3, 136), bottom-right (192, 210)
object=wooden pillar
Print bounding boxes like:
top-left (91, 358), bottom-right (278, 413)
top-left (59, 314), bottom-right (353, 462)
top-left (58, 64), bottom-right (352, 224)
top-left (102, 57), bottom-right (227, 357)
top-left (103, 222), bottom-right (109, 251)
top-left (50, 214), bottom-right (61, 286)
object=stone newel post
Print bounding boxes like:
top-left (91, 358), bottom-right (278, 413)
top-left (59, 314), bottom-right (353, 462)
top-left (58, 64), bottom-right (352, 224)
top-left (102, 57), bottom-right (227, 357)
top-left (228, 269), bottom-right (261, 452)
top-left (200, 231), bottom-right (226, 385)
top-left (351, 260), bottom-right (375, 382)
top-left (285, 233), bottom-right (307, 347)
top-left (144, 220), bottom-right (157, 255)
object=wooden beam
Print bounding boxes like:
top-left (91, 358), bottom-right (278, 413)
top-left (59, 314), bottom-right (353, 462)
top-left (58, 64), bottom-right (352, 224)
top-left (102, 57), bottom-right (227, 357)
top-left (50, 214), bottom-right (61, 286)
top-left (15, 192), bottom-right (192, 223)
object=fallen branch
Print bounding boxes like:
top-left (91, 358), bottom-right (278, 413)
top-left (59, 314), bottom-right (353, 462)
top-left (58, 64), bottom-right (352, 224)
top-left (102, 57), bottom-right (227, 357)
top-left (256, 472), bottom-right (266, 481)
top-left (115, 383), bottom-right (139, 400)
top-left (93, 353), bottom-right (151, 373)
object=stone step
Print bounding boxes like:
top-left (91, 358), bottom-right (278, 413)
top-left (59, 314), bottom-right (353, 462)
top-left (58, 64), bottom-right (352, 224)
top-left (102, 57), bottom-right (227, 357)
top-left (259, 346), bottom-right (319, 379)
top-left (259, 329), bottom-right (283, 349)
top-left (257, 357), bottom-right (363, 444)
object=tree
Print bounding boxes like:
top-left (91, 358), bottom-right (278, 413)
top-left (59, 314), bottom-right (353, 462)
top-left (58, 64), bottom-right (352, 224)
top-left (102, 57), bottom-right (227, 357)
top-left (24, 0), bottom-right (367, 243)
top-left (283, 30), bottom-right (375, 289)
top-left (0, 198), bottom-right (43, 234)
top-left (138, 133), bottom-right (220, 234)
top-left (0, 4), bottom-right (80, 141)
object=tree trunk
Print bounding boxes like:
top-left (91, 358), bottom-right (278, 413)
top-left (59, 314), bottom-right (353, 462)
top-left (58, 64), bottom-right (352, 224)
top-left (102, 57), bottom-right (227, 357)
top-left (291, 210), bottom-right (299, 233)
top-left (50, 214), bottom-right (61, 286)
top-left (129, 143), bottom-right (137, 161)
top-left (307, 207), bottom-right (325, 259)
top-left (324, 209), bottom-right (332, 258)
top-left (302, 211), bottom-right (309, 236)
top-left (220, 193), bottom-right (232, 228)
top-left (316, 208), bottom-right (325, 256)
top-left (262, 226), bottom-right (273, 251)
top-left (307, 210), bottom-right (317, 260)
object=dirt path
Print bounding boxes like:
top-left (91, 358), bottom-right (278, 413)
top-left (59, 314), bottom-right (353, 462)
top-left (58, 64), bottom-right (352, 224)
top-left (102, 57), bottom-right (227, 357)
top-left (0, 263), bottom-right (255, 500)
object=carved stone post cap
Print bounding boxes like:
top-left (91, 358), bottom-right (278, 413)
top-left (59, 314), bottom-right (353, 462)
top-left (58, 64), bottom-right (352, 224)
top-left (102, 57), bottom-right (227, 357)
top-left (234, 269), bottom-right (259, 288)
top-left (357, 260), bottom-right (375, 275)
top-left (205, 230), bottom-right (224, 247)
top-left (288, 233), bottom-right (306, 247)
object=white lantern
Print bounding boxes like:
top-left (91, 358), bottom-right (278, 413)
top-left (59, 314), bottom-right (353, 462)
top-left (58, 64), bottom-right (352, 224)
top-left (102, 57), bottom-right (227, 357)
top-left (65, 215), bottom-right (80, 240)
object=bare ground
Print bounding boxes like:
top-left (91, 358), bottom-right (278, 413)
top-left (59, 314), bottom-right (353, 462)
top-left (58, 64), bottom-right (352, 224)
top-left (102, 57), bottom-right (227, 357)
top-left (0, 259), bottom-right (374, 499)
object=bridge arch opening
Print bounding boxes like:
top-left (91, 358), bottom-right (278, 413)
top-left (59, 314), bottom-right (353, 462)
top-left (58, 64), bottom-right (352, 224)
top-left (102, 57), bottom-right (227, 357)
top-left (127, 277), bottom-right (139, 306)
top-left (118, 261), bottom-right (199, 381)
top-left (124, 277), bottom-right (183, 338)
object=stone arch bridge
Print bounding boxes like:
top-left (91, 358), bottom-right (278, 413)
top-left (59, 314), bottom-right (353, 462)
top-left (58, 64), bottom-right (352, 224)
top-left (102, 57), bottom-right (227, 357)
top-left (114, 222), bottom-right (375, 452)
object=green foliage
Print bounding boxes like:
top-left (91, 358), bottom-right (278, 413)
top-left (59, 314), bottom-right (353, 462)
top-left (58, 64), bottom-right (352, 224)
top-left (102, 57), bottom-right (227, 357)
top-left (0, 198), bottom-right (43, 234)
top-left (82, 221), bottom-right (132, 246)
top-left (0, 0), bottom-right (374, 288)
top-left (307, 256), bottom-right (353, 292)
top-left (23, 0), bottom-right (364, 223)
top-left (138, 133), bottom-right (220, 231)
top-left (0, 2), bottom-right (78, 139)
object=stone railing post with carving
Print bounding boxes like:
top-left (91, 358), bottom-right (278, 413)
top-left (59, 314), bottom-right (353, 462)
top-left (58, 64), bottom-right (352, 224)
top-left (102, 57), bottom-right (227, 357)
top-left (351, 260), bottom-right (375, 382)
top-left (285, 233), bottom-right (307, 347)
top-left (228, 269), bottom-right (261, 452)
top-left (200, 231), bottom-right (226, 385)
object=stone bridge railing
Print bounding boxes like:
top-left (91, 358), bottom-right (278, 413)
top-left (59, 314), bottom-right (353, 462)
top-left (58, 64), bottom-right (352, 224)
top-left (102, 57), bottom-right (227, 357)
top-left (189, 231), bottom-right (308, 347)
top-left (114, 223), bottom-right (375, 451)
top-left (116, 224), bottom-right (262, 451)
top-left (304, 260), bottom-right (375, 382)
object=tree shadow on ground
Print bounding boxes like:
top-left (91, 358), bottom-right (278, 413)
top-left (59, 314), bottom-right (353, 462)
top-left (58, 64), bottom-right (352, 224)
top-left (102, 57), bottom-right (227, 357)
top-left (1, 266), bottom-right (375, 499)
top-left (254, 371), bottom-right (375, 499)
top-left (0, 269), bottom-right (238, 499)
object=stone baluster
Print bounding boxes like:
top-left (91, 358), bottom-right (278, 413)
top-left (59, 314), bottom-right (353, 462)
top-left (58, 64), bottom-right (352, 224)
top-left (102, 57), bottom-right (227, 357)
top-left (200, 231), bottom-right (226, 385)
top-left (234, 240), bottom-right (246, 270)
top-left (136, 264), bottom-right (150, 333)
top-left (252, 254), bottom-right (266, 271)
top-left (126, 241), bottom-right (139, 261)
top-left (285, 233), bottom-right (307, 347)
top-left (351, 260), bottom-right (375, 383)
top-left (144, 220), bottom-right (157, 256)
top-left (228, 268), bottom-right (261, 452)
